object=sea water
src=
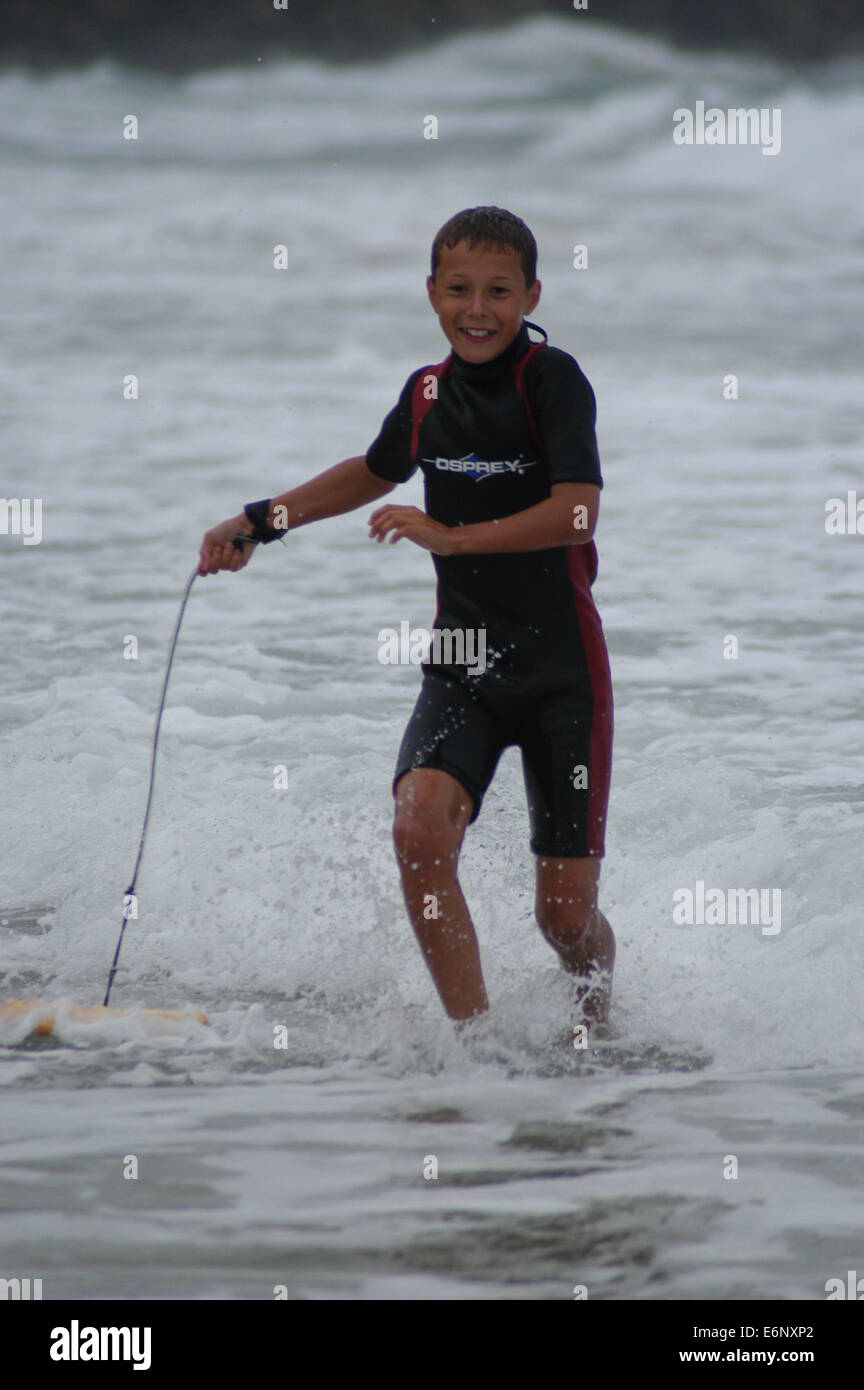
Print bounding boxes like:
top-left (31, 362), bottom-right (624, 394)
top-left (1, 17), bottom-right (863, 1299)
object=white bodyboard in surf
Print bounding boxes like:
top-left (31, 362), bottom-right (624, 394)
top-left (0, 997), bottom-right (210, 1041)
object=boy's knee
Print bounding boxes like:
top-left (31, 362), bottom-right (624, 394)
top-left (535, 901), bottom-right (594, 945)
top-left (392, 802), bottom-right (459, 867)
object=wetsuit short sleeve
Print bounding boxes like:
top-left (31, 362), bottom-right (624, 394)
top-left (526, 348), bottom-right (603, 489)
top-left (365, 369), bottom-right (424, 484)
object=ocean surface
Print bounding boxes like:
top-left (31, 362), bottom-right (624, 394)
top-left (1, 17), bottom-right (862, 1301)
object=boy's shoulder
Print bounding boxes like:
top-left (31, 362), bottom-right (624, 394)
top-left (524, 338), bottom-right (591, 379)
top-left (521, 339), bottom-right (597, 416)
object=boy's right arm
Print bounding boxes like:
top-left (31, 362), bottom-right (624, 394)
top-left (197, 455), bottom-right (396, 576)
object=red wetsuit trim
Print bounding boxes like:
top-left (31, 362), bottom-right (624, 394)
top-left (567, 545), bottom-right (613, 856)
top-left (520, 339), bottom-right (611, 853)
top-left (512, 341), bottom-right (546, 440)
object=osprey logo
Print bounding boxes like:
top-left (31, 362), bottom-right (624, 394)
top-left (425, 452), bottom-right (538, 481)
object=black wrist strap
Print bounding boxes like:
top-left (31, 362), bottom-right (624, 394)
top-left (243, 498), bottom-right (283, 544)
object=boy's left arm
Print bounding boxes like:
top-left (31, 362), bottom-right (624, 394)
top-left (451, 482), bottom-right (598, 553)
top-left (367, 482), bottom-right (598, 555)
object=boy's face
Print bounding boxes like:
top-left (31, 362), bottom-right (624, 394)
top-left (426, 241), bottom-right (541, 363)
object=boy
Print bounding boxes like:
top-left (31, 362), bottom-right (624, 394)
top-left (198, 207), bottom-right (614, 1034)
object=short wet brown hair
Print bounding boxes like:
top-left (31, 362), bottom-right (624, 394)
top-left (430, 207), bottom-right (537, 287)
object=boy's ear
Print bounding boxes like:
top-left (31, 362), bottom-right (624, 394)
top-left (527, 278), bottom-right (542, 313)
top-left (426, 273), bottom-right (437, 308)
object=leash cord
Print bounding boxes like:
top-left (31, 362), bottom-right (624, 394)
top-left (103, 535), bottom-right (266, 1005)
top-left (103, 566), bottom-right (199, 1005)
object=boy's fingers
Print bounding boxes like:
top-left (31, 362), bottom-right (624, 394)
top-left (369, 507), bottom-right (396, 533)
top-left (197, 529), bottom-right (256, 575)
top-left (200, 549), bottom-right (224, 576)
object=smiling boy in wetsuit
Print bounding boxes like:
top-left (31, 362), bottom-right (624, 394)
top-left (198, 206), bottom-right (615, 1035)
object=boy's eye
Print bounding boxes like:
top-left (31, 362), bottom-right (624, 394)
top-left (445, 284), bottom-right (510, 294)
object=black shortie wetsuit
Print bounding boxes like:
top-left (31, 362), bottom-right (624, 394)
top-left (365, 320), bottom-right (613, 858)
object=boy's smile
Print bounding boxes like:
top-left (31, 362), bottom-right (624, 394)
top-left (427, 241), bottom-right (541, 364)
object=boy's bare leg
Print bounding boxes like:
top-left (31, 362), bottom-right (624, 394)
top-left (535, 855), bottom-right (615, 1034)
top-left (393, 768), bottom-right (488, 1022)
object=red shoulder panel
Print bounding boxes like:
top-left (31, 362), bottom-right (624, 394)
top-left (410, 358), bottom-right (452, 460)
top-left (512, 341), bottom-right (546, 447)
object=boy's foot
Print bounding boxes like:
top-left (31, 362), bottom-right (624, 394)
top-left (574, 969), bottom-right (611, 1022)
top-left (567, 968), bottom-right (614, 1044)
top-left (453, 1009), bottom-right (491, 1039)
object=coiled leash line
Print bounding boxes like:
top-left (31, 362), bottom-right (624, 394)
top-left (103, 534), bottom-right (260, 1006)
